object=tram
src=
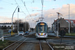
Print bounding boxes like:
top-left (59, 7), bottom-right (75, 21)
top-left (35, 21), bottom-right (48, 38)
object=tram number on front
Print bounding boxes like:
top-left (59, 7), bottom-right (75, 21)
top-left (41, 33), bottom-right (43, 35)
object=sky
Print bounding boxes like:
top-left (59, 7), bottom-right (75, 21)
top-left (0, 0), bottom-right (75, 28)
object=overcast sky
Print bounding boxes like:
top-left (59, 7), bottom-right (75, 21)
top-left (0, 0), bottom-right (75, 28)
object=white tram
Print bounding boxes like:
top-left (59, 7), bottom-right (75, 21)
top-left (35, 21), bottom-right (48, 38)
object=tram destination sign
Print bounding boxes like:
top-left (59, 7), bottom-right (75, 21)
top-left (0, 30), bottom-right (3, 38)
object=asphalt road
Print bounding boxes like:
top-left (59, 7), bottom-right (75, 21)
top-left (3, 32), bottom-right (75, 50)
top-left (4, 32), bottom-right (75, 45)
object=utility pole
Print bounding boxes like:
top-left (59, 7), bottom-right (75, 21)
top-left (40, 0), bottom-right (44, 21)
top-left (56, 12), bottom-right (60, 37)
top-left (56, 12), bottom-right (62, 37)
top-left (17, 7), bottom-right (20, 34)
top-left (68, 4), bottom-right (70, 34)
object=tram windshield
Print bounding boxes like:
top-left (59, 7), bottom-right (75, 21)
top-left (36, 22), bottom-right (47, 33)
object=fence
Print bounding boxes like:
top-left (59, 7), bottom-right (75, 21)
top-left (0, 30), bottom-right (4, 41)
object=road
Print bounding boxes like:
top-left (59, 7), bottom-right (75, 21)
top-left (3, 32), bottom-right (75, 50)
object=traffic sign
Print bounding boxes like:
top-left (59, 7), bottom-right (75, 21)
top-left (59, 30), bottom-right (66, 43)
top-left (59, 30), bottom-right (66, 37)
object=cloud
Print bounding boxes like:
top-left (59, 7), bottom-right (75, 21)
top-left (0, 16), bottom-right (11, 23)
top-left (31, 4), bottom-right (75, 27)
top-left (0, 16), bottom-right (17, 23)
top-left (25, 13), bottom-right (39, 19)
top-left (30, 13), bottom-right (39, 17)
top-left (30, 7), bottom-right (39, 9)
top-left (46, 0), bottom-right (51, 1)
top-left (0, 7), bottom-right (3, 9)
top-left (46, 0), bottom-right (56, 1)
top-left (43, 4), bottom-right (75, 26)
top-left (43, 5), bottom-right (46, 7)
top-left (0, 0), bottom-right (2, 1)
top-left (44, 4), bottom-right (75, 18)
top-left (1, 4), bottom-right (75, 27)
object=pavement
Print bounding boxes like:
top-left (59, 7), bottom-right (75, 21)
top-left (4, 31), bottom-right (35, 38)
top-left (4, 33), bottom-right (18, 38)
top-left (4, 32), bottom-right (35, 41)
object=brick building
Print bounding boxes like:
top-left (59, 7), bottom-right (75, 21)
top-left (52, 18), bottom-right (75, 33)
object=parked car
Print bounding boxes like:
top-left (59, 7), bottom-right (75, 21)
top-left (25, 31), bottom-right (29, 35)
top-left (18, 31), bottom-right (24, 35)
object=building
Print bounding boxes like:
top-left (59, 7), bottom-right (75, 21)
top-left (0, 22), bottom-right (30, 33)
top-left (52, 18), bottom-right (75, 33)
top-left (0, 23), bottom-right (16, 33)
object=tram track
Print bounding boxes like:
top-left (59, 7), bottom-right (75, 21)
top-left (39, 39), bottom-right (54, 50)
top-left (3, 37), bottom-right (27, 50)
top-left (14, 38), bottom-right (27, 50)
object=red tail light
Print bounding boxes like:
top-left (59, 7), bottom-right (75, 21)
top-left (39, 34), bottom-right (40, 35)
top-left (44, 34), bottom-right (46, 35)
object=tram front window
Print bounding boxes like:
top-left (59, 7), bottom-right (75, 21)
top-left (38, 25), bottom-right (44, 33)
top-left (38, 25), bottom-right (47, 33)
top-left (36, 22), bottom-right (48, 33)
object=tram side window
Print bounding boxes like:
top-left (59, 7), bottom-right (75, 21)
top-left (45, 25), bottom-right (47, 32)
top-left (36, 26), bottom-right (38, 33)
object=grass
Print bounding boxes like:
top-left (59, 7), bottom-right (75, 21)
top-left (66, 33), bottom-right (75, 36)
top-left (3, 33), bottom-right (10, 35)
top-left (3, 33), bottom-right (17, 35)
top-left (0, 40), bottom-right (13, 50)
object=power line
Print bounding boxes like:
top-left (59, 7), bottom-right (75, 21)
top-left (21, 0), bottom-right (31, 17)
top-left (14, 0), bottom-right (26, 15)
top-left (15, 0), bottom-right (19, 6)
top-left (32, 0), bottom-right (34, 3)
top-left (31, 0), bottom-right (34, 3)
top-left (2, 0), bottom-right (15, 5)
top-left (41, 0), bottom-right (44, 15)
top-left (40, 0), bottom-right (44, 21)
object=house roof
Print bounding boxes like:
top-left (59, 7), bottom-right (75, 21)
top-left (54, 18), bottom-right (75, 24)
top-left (65, 19), bottom-right (75, 24)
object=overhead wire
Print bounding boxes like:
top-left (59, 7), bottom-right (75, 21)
top-left (21, 0), bottom-right (31, 17)
top-left (14, 0), bottom-right (26, 15)
top-left (15, 0), bottom-right (19, 6)
top-left (41, 0), bottom-right (43, 16)
top-left (31, 0), bottom-right (34, 3)
top-left (33, 0), bottom-right (34, 3)
top-left (40, 0), bottom-right (44, 20)
top-left (31, 0), bottom-right (34, 11)
top-left (1, 0), bottom-right (14, 5)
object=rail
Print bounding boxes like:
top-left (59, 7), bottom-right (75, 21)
top-left (3, 37), bottom-right (26, 50)
top-left (39, 40), bottom-right (43, 50)
top-left (46, 41), bottom-right (54, 50)
top-left (14, 38), bottom-right (27, 50)
top-left (39, 39), bottom-right (54, 50)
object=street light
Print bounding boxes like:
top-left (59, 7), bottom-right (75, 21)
top-left (17, 7), bottom-right (20, 34)
top-left (11, 6), bottom-right (18, 35)
top-left (67, 4), bottom-right (70, 34)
